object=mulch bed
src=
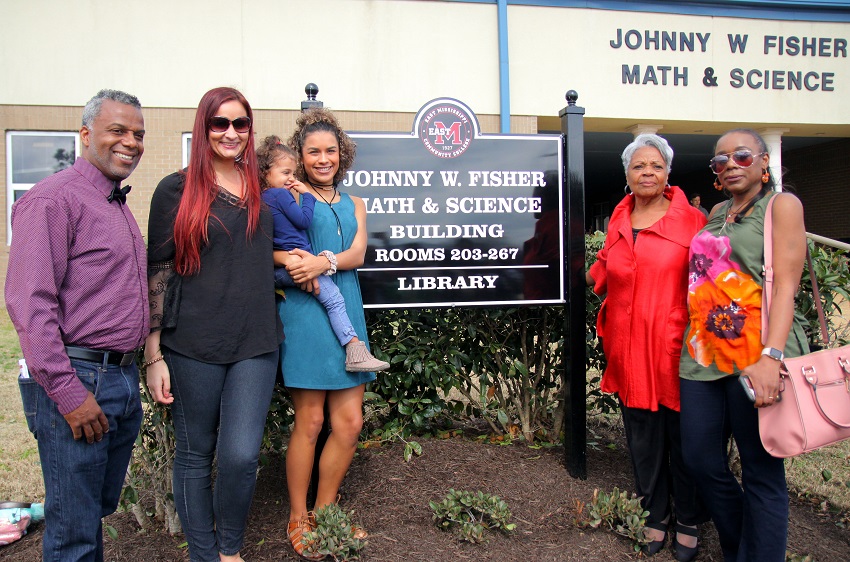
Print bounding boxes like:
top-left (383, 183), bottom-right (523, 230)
top-left (4, 424), bottom-right (850, 561)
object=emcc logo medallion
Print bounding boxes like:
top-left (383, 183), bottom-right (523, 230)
top-left (418, 102), bottom-right (474, 159)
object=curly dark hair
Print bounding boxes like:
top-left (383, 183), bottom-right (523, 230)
top-left (288, 107), bottom-right (356, 184)
top-left (256, 135), bottom-right (297, 190)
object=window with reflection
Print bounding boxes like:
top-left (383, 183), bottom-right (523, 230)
top-left (6, 131), bottom-right (80, 242)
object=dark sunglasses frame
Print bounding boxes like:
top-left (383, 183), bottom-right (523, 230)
top-left (709, 150), bottom-right (766, 174)
top-left (209, 116), bottom-right (251, 133)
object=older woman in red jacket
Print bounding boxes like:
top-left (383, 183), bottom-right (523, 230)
top-left (587, 134), bottom-right (708, 562)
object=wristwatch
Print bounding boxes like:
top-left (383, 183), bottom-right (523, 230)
top-left (761, 347), bottom-right (785, 361)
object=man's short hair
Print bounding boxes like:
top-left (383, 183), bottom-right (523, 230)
top-left (81, 89), bottom-right (141, 128)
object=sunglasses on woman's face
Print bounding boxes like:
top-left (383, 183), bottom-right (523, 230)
top-left (709, 150), bottom-right (765, 174)
top-left (209, 116), bottom-right (251, 134)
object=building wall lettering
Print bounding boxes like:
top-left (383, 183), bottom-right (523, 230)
top-left (611, 28), bottom-right (846, 91)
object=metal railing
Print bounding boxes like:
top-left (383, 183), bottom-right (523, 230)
top-left (807, 232), bottom-right (850, 252)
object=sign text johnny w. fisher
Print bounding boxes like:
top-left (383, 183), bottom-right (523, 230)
top-left (345, 98), bottom-right (563, 307)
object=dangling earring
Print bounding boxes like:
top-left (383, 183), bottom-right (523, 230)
top-left (663, 183), bottom-right (673, 197)
top-left (761, 170), bottom-right (770, 184)
top-left (624, 184), bottom-right (632, 195)
top-left (713, 179), bottom-right (723, 191)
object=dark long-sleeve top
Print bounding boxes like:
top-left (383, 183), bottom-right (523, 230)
top-left (5, 158), bottom-right (149, 414)
top-left (147, 172), bottom-right (283, 363)
top-left (588, 186), bottom-right (707, 411)
top-left (261, 188), bottom-right (316, 251)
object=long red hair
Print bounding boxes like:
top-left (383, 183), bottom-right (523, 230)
top-left (173, 87), bottom-right (261, 276)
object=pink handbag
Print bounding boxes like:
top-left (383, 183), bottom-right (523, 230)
top-left (758, 195), bottom-right (850, 458)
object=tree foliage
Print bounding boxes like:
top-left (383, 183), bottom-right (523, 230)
top-left (797, 240), bottom-right (850, 348)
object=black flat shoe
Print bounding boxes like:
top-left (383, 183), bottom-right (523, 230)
top-left (641, 522), bottom-right (668, 556)
top-left (673, 523), bottom-right (699, 562)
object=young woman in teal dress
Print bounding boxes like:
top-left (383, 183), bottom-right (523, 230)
top-left (275, 108), bottom-right (374, 559)
top-left (679, 129), bottom-right (808, 562)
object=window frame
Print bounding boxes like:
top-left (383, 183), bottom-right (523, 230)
top-left (6, 130), bottom-right (80, 243)
top-left (182, 132), bottom-right (192, 169)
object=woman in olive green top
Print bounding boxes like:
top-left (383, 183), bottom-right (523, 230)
top-left (678, 129), bottom-right (808, 562)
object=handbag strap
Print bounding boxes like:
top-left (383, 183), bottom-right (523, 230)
top-left (809, 376), bottom-right (850, 429)
top-left (761, 194), bottom-right (830, 346)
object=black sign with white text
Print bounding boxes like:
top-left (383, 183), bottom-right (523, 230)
top-left (344, 98), bottom-right (564, 308)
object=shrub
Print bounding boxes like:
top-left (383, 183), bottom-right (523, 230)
top-left (797, 240), bottom-right (850, 348)
top-left (368, 305), bottom-right (567, 443)
top-left (259, 384), bottom-right (295, 465)
top-left (302, 503), bottom-right (366, 561)
top-left (122, 381), bottom-right (180, 533)
top-left (584, 231), bottom-right (617, 415)
top-left (451, 306), bottom-right (564, 441)
top-left (430, 489), bottom-right (515, 543)
top-left (366, 308), bottom-right (458, 435)
top-left (577, 487), bottom-right (649, 551)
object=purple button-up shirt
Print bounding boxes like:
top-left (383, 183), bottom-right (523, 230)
top-left (5, 158), bottom-right (149, 415)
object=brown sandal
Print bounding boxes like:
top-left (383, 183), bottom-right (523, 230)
top-left (288, 517), bottom-right (324, 560)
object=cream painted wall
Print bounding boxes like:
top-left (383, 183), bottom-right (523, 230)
top-left (1, 0), bottom-right (501, 113)
top-left (1, 0), bottom-right (847, 128)
top-left (509, 5), bottom-right (849, 126)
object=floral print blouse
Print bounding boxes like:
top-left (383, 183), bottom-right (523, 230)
top-left (679, 193), bottom-right (809, 381)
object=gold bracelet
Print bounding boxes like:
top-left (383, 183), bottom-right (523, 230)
top-left (143, 356), bottom-right (164, 368)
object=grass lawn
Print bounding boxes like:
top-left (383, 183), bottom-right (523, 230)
top-left (0, 308), bottom-right (42, 502)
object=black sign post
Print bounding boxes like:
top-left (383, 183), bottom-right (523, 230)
top-left (299, 86), bottom-right (328, 508)
top-left (561, 91), bottom-right (587, 479)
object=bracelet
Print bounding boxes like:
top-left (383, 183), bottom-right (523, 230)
top-left (319, 250), bottom-right (337, 276)
top-left (143, 355), bottom-right (164, 368)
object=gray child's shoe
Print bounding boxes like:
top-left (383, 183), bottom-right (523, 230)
top-left (345, 341), bottom-right (390, 372)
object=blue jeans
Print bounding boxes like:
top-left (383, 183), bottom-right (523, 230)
top-left (274, 266), bottom-right (357, 346)
top-left (165, 348), bottom-right (278, 562)
top-left (24, 360), bottom-right (142, 562)
top-left (680, 377), bottom-right (788, 562)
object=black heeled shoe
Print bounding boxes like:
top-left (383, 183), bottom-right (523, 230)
top-left (673, 523), bottom-right (699, 562)
top-left (641, 522), bottom-right (668, 556)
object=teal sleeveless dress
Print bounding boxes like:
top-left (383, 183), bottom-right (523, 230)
top-left (278, 193), bottom-right (377, 389)
top-left (679, 192), bottom-right (809, 381)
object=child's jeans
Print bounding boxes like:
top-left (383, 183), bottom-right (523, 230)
top-left (274, 266), bottom-right (357, 347)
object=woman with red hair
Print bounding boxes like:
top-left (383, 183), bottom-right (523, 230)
top-left (145, 87), bottom-right (283, 562)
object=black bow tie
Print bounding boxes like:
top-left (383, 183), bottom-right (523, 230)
top-left (107, 184), bottom-right (132, 205)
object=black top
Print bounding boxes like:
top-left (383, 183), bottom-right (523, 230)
top-left (631, 227), bottom-right (644, 243)
top-left (147, 172), bottom-right (283, 363)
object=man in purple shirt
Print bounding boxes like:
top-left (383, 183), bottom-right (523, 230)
top-left (5, 89), bottom-right (148, 562)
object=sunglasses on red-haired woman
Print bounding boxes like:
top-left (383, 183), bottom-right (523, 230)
top-left (209, 116), bottom-right (251, 134)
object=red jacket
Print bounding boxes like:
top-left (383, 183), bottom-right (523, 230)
top-left (589, 186), bottom-right (706, 411)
